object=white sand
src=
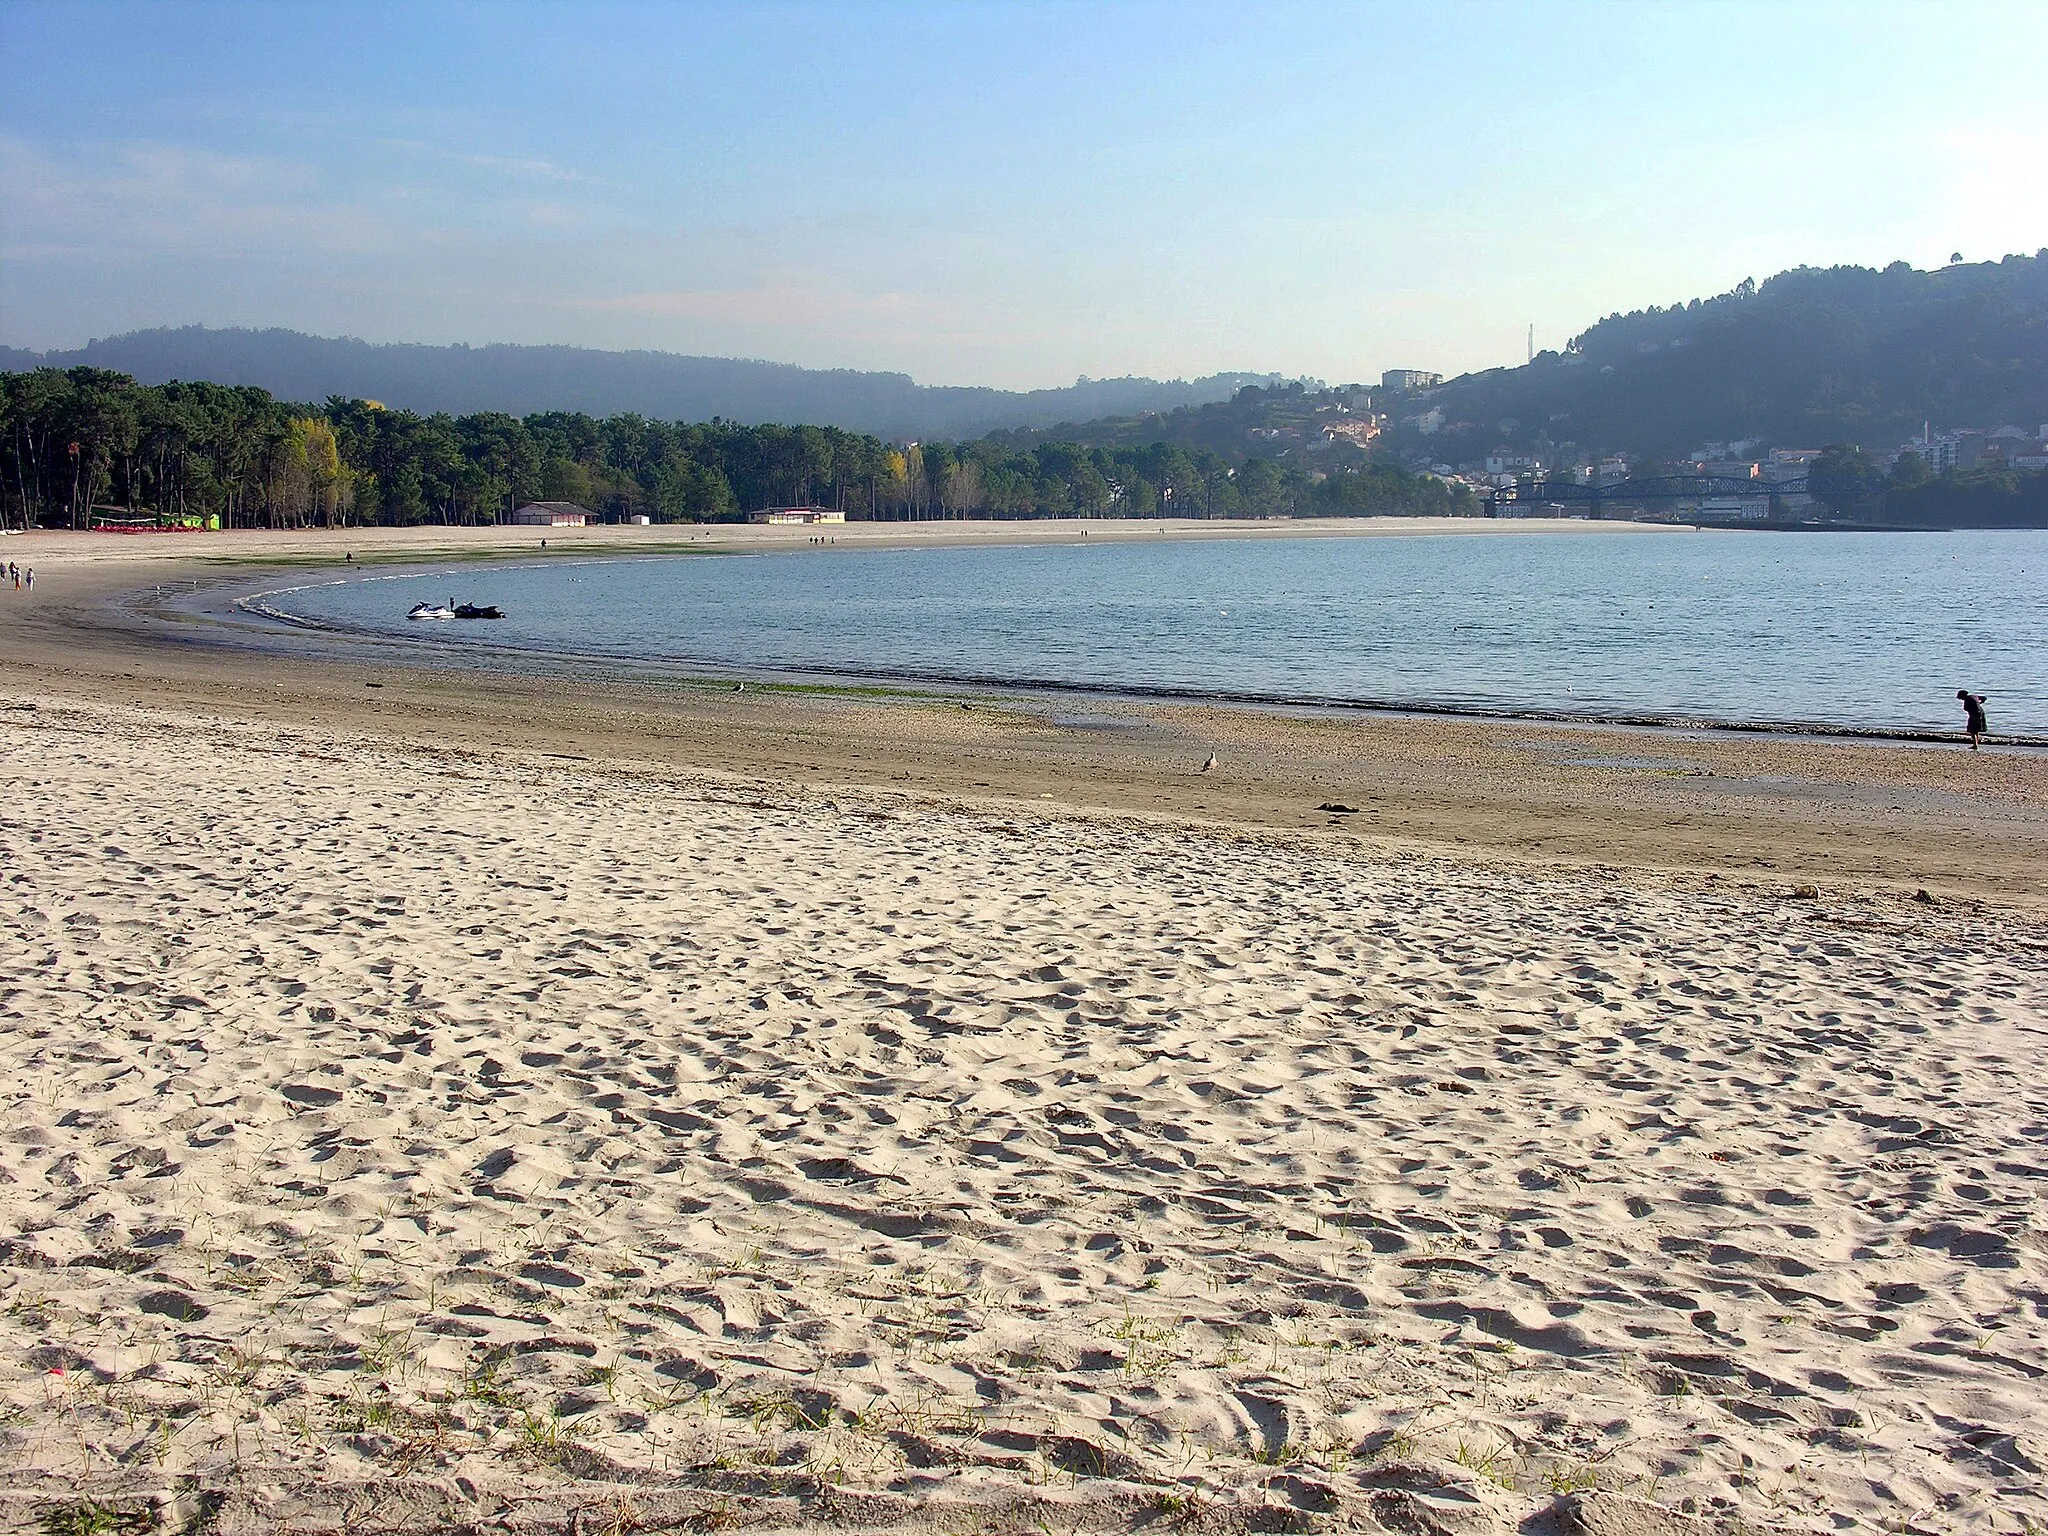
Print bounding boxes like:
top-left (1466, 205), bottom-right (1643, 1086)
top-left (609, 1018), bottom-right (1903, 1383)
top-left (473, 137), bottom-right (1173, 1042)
top-left (2, 515), bottom-right (1693, 571)
top-left (2, 696), bottom-right (2044, 1534)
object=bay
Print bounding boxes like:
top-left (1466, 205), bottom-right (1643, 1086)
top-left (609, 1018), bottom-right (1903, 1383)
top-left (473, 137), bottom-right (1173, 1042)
top-left (266, 527), bottom-right (2048, 736)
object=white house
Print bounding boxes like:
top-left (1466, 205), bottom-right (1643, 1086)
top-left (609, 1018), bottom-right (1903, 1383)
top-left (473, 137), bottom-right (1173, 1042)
top-left (508, 501), bottom-right (590, 527)
top-left (748, 507), bottom-right (846, 525)
top-left (1894, 436), bottom-right (1960, 475)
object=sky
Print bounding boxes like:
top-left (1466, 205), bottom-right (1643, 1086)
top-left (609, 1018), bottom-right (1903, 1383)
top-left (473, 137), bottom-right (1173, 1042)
top-left (3, 0), bottom-right (2046, 391)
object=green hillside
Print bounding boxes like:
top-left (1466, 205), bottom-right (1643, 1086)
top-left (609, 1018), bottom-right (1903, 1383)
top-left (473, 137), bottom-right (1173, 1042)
top-left (982, 379), bottom-right (1363, 458)
top-left (1402, 253), bottom-right (2048, 464)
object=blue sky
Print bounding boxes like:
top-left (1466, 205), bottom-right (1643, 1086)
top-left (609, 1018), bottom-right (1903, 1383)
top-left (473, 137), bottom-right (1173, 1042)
top-left (3, 0), bottom-right (2045, 389)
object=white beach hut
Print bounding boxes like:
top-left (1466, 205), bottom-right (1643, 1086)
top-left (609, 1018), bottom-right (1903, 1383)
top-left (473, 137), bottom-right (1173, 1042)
top-left (508, 501), bottom-right (591, 527)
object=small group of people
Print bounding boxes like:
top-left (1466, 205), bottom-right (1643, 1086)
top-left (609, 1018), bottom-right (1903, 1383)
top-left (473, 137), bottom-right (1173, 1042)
top-left (6, 562), bottom-right (29, 591)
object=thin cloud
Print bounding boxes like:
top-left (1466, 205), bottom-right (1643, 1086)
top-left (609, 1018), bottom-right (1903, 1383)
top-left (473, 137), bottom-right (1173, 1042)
top-left (376, 136), bottom-right (598, 185)
top-left (2, 135), bottom-right (315, 203)
top-left (0, 135), bottom-right (393, 260)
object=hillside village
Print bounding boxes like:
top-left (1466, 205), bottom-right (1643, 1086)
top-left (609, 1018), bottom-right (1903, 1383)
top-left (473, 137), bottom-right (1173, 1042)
top-left (1381, 363), bottom-right (2048, 519)
top-left (995, 364), bottom-right (2048, 524)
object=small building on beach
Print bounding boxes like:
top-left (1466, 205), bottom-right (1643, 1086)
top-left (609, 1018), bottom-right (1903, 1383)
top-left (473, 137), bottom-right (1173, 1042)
top-left (508, 501), bottom-right (591, 527)
top-left (748, 507), bottom-right (846, 525)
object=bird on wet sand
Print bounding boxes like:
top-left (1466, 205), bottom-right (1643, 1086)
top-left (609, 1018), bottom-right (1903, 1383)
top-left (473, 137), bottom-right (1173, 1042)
top-left (1201, 753), bottom-right (1218, 773)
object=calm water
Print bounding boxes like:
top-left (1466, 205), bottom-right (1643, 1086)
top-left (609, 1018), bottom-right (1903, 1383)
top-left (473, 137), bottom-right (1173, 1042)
top-left (264, 529), bottom-right (2048, 736)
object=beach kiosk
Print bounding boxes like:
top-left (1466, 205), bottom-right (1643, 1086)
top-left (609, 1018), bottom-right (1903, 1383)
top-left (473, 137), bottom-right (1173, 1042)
top-left (508, 501), bottom-right (591, 527)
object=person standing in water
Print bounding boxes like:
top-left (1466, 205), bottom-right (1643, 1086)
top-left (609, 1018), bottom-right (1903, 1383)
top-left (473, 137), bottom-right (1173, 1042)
top-left (1957, 689), bottom-right (1989, 749)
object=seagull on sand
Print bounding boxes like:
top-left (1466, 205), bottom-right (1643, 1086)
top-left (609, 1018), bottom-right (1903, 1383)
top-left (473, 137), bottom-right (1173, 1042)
top-left (1201, 752), bottom-right (1219, 773)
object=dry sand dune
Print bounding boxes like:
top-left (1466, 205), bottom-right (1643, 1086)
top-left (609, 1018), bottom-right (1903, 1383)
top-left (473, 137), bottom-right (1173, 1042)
top-left (3, 696), bottom-right (2044, 1534)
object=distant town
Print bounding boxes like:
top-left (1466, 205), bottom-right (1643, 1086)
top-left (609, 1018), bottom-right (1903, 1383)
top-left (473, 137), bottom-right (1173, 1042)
top-left (1371, 370), bottom-right (2048, 523)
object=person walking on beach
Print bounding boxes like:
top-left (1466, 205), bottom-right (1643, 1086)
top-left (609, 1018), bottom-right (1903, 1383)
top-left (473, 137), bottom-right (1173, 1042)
top-left (1957, 688), bottom-right (1988, 749)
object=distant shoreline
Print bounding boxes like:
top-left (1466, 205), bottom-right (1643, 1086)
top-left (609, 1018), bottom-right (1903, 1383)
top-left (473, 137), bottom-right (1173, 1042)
top-left (0, 512), bottom-right (1700, 562)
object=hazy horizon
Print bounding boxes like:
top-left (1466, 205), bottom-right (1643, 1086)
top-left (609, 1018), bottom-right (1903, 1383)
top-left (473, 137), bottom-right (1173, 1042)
top-left (4, 0), bottom-right (2046, 391)
top-left (0, 324), bottom-right (1283, 391)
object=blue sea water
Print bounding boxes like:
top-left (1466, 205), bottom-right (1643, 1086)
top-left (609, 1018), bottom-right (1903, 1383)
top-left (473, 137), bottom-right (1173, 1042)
top-left (263, 528), bottom-right (2048, 736)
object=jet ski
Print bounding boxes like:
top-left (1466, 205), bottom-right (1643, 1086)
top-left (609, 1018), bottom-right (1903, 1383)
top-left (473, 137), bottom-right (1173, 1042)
top-left (454, 603), bottom-right (504, 619)
top-left (407, 601), bottom-right (456, 620)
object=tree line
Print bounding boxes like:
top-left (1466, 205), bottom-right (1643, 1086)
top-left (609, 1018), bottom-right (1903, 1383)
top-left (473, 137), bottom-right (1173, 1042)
top-left (1807, 444), bottom-right (2048, 526)
top-left (1, 366), bottom-right (1475, 531)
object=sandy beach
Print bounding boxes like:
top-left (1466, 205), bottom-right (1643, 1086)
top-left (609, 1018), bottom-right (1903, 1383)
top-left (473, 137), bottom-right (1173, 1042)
top-left (2, 524), bottom-right (2045, 1535)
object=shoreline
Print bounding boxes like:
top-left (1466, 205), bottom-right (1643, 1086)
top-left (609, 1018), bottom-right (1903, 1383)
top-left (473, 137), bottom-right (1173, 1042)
top-left (234, 567), bottom-right (2048, 747)
top-left (0, 512), bottom-right (1700, 559)
top-left (4, 521), bottom-right (2046, 906)
top-left (112, 526), bottom-right (2048, 750)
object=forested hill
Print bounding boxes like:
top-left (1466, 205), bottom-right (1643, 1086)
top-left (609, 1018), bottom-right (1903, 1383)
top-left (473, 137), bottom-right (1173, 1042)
top-left (0, 328), bottom-right (1275, 441)
top-left (0, 368), bottom-right (1474, 530)
top-left (983, 379), bottom-right (1363, 458)
top-left (1405, 253), bottom-right (2048, 462)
